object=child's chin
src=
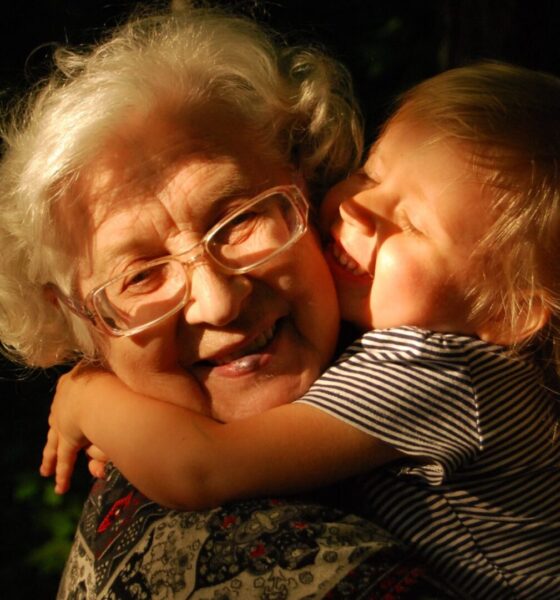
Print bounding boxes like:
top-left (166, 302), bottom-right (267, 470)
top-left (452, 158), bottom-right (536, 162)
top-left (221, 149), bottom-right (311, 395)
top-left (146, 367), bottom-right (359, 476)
top-left (340, 308), bottom-right (372, 332)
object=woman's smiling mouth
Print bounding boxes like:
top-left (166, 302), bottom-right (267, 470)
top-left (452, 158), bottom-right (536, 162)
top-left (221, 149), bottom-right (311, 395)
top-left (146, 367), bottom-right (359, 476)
top-left (192, 319), bottom-right (283, 377)
top-left (210, 322), bottom-right (277, 366)
top-left (192, 320), bottom-right (281, 377)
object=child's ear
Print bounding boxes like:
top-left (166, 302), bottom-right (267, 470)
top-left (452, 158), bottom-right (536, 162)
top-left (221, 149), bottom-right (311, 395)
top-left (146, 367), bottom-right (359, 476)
top-left (476, 295), bottom-right (550, 346)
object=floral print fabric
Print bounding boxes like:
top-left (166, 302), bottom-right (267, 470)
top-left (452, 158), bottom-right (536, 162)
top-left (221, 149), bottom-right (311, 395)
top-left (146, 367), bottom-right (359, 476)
top-left (57, 465), bottom-right (451, 599)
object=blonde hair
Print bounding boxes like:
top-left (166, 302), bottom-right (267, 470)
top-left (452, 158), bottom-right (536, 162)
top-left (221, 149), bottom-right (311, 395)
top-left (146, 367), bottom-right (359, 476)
top-left (390, 61), bottom-right (560, 371)
top-left (0, 5), bottom-right (362, 367)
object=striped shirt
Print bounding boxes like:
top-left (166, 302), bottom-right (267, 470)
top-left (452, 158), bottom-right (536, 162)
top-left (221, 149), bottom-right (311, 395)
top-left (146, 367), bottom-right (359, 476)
top-left (298, 327), bottom-right (560, 599)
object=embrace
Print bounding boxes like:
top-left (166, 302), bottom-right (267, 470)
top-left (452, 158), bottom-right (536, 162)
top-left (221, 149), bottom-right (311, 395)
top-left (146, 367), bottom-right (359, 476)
top-left (1, 4), bottom-right (559, 599)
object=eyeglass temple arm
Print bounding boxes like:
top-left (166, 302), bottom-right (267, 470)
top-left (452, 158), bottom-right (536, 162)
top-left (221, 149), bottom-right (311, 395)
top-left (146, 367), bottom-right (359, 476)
top-left (44, 283), bottom-right (96, 324)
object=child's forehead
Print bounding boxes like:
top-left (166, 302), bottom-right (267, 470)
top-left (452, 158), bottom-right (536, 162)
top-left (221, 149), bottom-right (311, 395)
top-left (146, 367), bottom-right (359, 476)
top-left (365, 119), bottom-right (448, 167)
top-left (363, 142), bottom-right (381, 171)
top-left (366, 120), bottom-right (489, 224)
top-left (372, 118), bottom-right (483, 168)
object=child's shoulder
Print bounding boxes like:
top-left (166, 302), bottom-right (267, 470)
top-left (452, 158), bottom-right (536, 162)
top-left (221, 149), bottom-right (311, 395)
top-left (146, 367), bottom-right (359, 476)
top-left (361, 326), bottom-right (481, 345)
top-left (353, 326), bottom-right (497, 362)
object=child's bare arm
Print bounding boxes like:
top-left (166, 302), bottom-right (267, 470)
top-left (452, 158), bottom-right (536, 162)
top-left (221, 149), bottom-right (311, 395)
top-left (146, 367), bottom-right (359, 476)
top-left (40, 413), bottom-right (86, 494)
top-left (42, 367), bottom-right (402, 508)
top-left (40, 363), bottom-right (207, 494)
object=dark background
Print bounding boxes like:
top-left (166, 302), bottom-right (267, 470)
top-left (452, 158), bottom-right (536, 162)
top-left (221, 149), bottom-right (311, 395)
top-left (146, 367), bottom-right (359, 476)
top-left (1, 1), bottom-right (558, 597)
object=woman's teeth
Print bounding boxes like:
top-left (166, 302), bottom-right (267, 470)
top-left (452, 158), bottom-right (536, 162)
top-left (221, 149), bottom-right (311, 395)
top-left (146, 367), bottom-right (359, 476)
top-left (212, 324), bottom-right (276, 366)
top-left (332, 244), bottom-right (367, 276)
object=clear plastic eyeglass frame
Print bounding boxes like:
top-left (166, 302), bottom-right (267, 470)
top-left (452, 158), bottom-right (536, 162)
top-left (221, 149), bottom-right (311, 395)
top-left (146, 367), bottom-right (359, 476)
top-left (48, 185), bottom-right (309, 337)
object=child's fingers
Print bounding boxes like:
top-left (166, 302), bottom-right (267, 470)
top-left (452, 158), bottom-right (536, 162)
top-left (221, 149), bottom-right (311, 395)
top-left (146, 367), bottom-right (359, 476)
top-left (86, 445), bottom-right (109, 479)
top-left (88, 459), bottom-right (107, 480)
top-left (85, 444), bottom-right (109, 463)
top-left (53, 437), bottom-right (79, 495)
top-left (85, 445), bottom-right (108, 479)
top-left (39, 426), bottom-right (59, 477)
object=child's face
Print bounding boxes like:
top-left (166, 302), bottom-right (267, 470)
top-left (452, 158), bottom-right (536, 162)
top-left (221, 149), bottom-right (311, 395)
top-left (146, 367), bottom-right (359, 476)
top-left (321, 118), bottom-right (491, 334)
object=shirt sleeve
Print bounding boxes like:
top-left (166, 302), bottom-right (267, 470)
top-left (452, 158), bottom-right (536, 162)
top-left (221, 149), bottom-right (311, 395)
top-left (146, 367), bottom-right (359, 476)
top-left (297, 327), bottom-right (484, 485)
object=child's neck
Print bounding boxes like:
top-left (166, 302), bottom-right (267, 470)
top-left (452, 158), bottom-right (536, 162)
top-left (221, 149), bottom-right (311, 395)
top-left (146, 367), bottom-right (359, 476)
top-left (336, 321), bottom-right (364, 357)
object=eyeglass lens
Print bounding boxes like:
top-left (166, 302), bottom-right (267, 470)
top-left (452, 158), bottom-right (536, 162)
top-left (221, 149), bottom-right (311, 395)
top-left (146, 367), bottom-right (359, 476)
top-left (208, 192), bottom-right (300, 269)
top-left (93, 190), bottom-right (303, 334)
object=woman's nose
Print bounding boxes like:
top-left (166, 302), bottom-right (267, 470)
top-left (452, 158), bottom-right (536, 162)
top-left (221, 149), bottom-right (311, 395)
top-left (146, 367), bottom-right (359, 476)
top-left (184, 264), bottom-right (252, 326)
top-left (339, 196), bottom-right (377, 235)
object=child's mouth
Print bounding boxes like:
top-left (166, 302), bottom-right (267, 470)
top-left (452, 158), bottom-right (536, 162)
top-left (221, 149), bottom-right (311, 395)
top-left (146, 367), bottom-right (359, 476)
top-left (331, 243), bottom-right (368, 276)
top-left (325, 240), bottom-right (373, 283)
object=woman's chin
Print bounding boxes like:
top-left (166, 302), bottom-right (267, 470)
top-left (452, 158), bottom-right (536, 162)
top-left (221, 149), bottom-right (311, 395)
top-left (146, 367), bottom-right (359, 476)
top-left (210, 373), bottom-right (312, 422)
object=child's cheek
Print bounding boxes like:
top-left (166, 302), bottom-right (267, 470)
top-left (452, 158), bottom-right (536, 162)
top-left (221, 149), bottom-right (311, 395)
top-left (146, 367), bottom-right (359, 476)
top-left (366, 248), bottom-right (421, 329)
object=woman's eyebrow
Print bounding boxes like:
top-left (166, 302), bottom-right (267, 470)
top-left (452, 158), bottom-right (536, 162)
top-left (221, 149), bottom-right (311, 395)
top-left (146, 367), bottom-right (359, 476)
top-left (92, 238), bottom-right (160, 282)
top-left (200, 174), bottom-right (253, 213)
top-left (93, 172), bottom-right (254, 277)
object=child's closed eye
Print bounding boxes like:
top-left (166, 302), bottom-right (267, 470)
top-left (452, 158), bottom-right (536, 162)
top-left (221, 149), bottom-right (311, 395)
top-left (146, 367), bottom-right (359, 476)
top-left (396, 209), bottom-right (424, 236)
top-left (353, 167), bottom-right (379, 187)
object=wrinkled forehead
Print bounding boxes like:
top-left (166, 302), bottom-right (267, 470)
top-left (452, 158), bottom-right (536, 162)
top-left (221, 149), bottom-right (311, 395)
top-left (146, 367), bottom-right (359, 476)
top-left (54, 110), bottom-right (289, 279)
top-left (50, 121), bottom-right (201, 260)
top-left (82, 110), bottom-right (240, 206)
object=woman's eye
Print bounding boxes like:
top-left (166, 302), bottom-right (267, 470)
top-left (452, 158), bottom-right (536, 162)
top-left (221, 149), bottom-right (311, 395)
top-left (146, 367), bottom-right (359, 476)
top-left (121, 265), bottom-right (165, 293)
top-left (127, 269), bottom-right (151, 286)
top-left (229, 211), bottom-right (256, 228)
top-left (218, 211), bottom-right (260, 244)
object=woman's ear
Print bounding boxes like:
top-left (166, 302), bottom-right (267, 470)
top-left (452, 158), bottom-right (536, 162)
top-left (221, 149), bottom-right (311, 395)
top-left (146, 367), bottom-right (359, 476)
top-left (476, 295), bottom-right (550, 346)
top-left (43, 284), bottom-right (60, 307)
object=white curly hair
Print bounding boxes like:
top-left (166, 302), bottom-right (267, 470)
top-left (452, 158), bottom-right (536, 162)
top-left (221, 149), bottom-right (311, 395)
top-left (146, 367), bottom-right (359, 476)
top-left (0, 4), bottom-right (363, 367)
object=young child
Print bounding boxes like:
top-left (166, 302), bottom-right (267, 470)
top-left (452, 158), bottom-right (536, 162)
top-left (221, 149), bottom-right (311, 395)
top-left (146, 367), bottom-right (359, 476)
top-left (42, 62), bottom-right (560, 598)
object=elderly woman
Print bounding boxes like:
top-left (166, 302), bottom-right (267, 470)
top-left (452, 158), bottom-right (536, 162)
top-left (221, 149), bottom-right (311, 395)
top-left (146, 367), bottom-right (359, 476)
top-left (0, 6), bottom-right (449, 598)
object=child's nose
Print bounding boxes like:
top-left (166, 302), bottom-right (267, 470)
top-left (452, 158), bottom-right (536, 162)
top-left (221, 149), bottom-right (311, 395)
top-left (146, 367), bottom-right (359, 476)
top-left (339, 197), bottom-right (377, 235)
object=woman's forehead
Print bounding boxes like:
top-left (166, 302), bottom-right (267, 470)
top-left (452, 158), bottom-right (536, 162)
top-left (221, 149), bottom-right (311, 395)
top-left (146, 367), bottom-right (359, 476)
top-left (82, 109), bottom-right (282, 210)
top-left (76, 158), bottom-right (238, 271)
top-left (73, 143), bottom-right (290, 285)
top-left (66, 109), bottom-right (291, 275)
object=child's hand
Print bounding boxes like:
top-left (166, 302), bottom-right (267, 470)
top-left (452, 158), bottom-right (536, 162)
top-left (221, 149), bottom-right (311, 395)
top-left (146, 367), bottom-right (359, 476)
top-left (86, 444), bottom-right (109, 480)
top-left (40, 419), bottom-right (87, 494)
top-left (39, 365), bottom-right (95, 493)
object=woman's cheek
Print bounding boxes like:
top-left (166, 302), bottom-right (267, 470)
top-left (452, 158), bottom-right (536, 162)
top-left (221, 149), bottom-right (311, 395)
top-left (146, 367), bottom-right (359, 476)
top-left (295, 235), bottom-right (340, 366)
top-left (102, 329), bottom-right (182, 391)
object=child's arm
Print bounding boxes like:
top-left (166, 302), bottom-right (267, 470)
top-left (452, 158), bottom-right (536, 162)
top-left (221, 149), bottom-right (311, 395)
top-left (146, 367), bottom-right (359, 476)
top-left (41, 414), bottom-right (85, 494)
top-left (42, 369), bottom-right (402, 509)
top-left (39, 369), bottom-right (111, 494)
top-left (40, 362), bottom-right (208, 494)
top-left (41, 412), bottom-right (109, 491)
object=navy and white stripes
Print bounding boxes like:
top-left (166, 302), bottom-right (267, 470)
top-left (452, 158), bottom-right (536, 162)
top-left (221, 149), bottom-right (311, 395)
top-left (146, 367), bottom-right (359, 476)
top-left (298, 327), bottom-right (560, 598)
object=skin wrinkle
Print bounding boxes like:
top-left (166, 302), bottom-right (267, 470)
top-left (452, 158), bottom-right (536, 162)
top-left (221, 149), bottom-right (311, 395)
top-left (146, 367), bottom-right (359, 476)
top-left (74, 110), bottom-right (258, 286)
top-left (82, 161), bottom-right (241, 282)
top-left (69, 112), bottom-right (339, 424)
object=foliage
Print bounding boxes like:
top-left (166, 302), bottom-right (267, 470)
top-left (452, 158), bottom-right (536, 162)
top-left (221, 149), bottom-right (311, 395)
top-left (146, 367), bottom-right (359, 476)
top-left (14, 471), bottom-right (85, 573)
top-left (0, 358), bottom-right (87, 598)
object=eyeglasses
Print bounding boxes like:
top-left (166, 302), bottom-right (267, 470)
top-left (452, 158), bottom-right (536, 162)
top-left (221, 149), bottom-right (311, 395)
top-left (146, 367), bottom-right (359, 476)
top-left (49, 185), bottom-right (308, 337)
